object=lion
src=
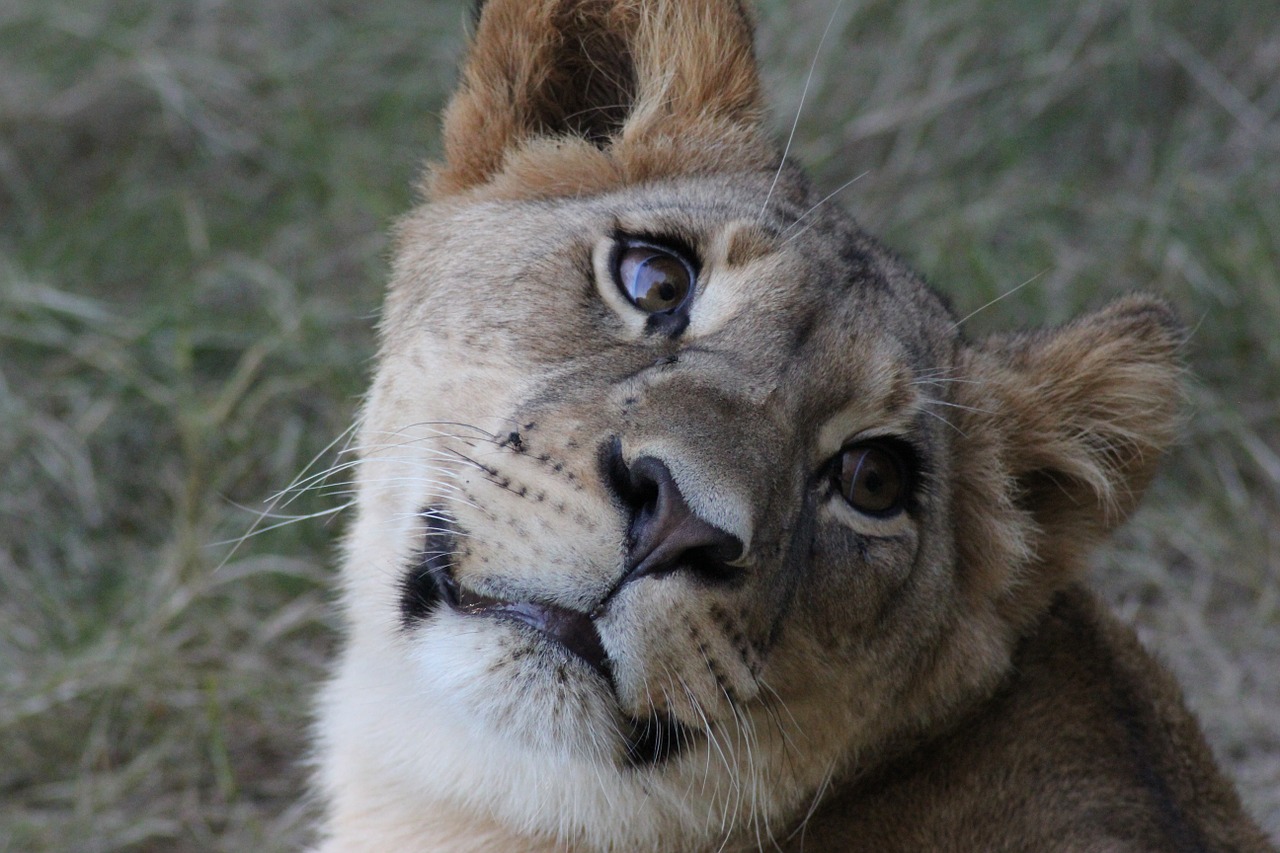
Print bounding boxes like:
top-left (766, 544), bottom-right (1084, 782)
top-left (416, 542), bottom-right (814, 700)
top-left (310, 1), bottom-right (1275, 850)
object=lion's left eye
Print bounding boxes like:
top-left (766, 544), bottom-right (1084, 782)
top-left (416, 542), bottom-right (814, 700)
top-left (615, 244), bottom-right (695, 314)
top-left (837, 442), bottom-right (911, 516)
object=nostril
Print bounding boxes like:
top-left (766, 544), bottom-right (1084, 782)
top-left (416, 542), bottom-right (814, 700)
top-left (601, 436), bottom-right (639, 505)
top-left (619, 454), bottom-right (744, 584)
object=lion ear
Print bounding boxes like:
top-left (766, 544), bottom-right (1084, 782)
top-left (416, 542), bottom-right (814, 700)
top-left (955, 296), bottom-right (1184, 574)
top-left (432, 0), bottom-right (772, 197)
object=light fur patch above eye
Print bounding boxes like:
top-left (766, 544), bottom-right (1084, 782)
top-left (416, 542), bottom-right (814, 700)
top-left (815, 355), bottom-right (921, 459)
top-left (685, 223), bottom-right (790, 339)
top-left (722, 221), bottom-right (779, 268)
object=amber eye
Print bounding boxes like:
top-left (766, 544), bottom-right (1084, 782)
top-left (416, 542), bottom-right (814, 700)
top-left (838, 443), bottom-right (909, 516)
top-left (616, 245), bottom-right (694, 313)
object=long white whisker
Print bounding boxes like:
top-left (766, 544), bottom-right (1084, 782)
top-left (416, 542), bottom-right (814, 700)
top-left (921, 407), bottom-right (967, 437)
top-left (757, 677), bottom-right (803, 757)
top-left (919, 398), bottom-right (995, 416)
top-left (782, 170), bottom-right (870, 242)
top-left (210, 501), bottom-right (355, 548)
top-left (947, 268), bottom-right (1049, 331)
top-left (215, 420), bottom-right (365, 570)
top-left (266, 458), bottom-right (365, 505)
top-left (759, 0), bottom-right (846, 220)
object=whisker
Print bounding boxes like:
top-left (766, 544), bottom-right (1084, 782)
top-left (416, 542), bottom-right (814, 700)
top-left (759, 0), bottom-right (846, 221)
top-left (786, 755), bottom-right (840, 847)
top-left (910, 376), bottom-right (983, 387)
top-left (781, 170), bottom-right (869, 243)
top-left (947, 268), bottom-right (1049, 331)
top-left (921, 407), bottom-right (967, 437)
top-left (216, 419), bottom-right (363, 570)
top-left (210, 501), bottom-right (355, 548)
top-left (756, 677), bottom-right (804, 756)
top-left (919, 398), bottom-right (995, 416)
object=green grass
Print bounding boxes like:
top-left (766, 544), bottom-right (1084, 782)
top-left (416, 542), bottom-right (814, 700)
top-left (2, 0), bottom-right (1277, 849)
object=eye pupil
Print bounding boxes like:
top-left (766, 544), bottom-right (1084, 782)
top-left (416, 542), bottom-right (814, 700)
top-left (617, 246), bottom-right (693, 313)
top-left (839, 444), bottom-right (907, 515)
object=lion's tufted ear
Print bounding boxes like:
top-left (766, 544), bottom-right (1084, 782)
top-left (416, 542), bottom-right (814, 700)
top-left (431, 0), bottom-right (774, 198)
top-left (951, 296), bottom-right (1184, 616)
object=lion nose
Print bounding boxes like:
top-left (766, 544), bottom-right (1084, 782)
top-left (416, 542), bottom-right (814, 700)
top-left (610, 451), bottom-right (744, 584)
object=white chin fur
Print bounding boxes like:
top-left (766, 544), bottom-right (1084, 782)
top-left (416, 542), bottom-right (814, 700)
top-left (317, 613), bottom-right (756, 851)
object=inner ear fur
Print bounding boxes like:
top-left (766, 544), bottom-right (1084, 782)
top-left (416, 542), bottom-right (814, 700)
top-left (952, 295), bottom-right (1184, 615)
top-left (432, 0), bottom-right (774, 197)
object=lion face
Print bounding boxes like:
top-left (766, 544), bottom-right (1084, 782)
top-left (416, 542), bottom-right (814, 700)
top-left (372, 168), bottom-right (960, 740)
top-left (316, 2), bottom-right (1182, 849)
top-left (331, 169), bottom-right (995, 843)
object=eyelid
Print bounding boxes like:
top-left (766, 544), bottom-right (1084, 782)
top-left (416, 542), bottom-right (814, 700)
top-left (612, 229), bottom-right (702, 271)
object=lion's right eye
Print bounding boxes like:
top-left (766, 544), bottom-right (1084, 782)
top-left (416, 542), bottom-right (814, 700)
top-left (615, 245), bottom-right (694, 314)
top-left (836, 442), bottom-right (911, 516)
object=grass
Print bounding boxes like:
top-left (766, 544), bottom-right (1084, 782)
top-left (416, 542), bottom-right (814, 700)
top-left (1, 0), bottom-right (1276, 849)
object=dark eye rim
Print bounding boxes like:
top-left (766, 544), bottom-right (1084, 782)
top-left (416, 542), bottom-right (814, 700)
top-left (608, 234), bottom-right (700, 317)
top-left (830, 437), bottom-right (919, 519)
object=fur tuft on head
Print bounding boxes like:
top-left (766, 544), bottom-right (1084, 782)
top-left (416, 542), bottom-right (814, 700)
top-left (431, 0), bottom-right (774, 199)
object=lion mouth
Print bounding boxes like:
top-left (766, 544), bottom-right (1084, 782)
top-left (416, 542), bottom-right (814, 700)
top-left (446, 576), bottom-right (612, 683)
top-left (400, 509), bottom-right (694, 766)
top-left (400, 511), bottom-right (610, 681)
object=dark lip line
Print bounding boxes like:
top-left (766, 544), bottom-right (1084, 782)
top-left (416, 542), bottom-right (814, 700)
top-left (430, 561), bottom-right (613, 684)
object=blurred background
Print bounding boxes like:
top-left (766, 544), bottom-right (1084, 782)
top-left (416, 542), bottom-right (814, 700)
top-left (1, 0), bottom-right (1276, 849)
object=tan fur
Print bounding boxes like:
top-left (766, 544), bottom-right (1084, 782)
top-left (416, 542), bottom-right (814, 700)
top-left (432, 0), bottom-right (774, 199)
top-left (311, 2), bottom-right (1274, 850)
